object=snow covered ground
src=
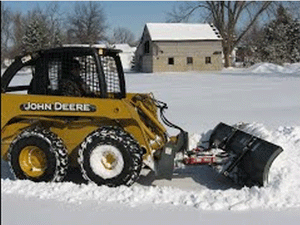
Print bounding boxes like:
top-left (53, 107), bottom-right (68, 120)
top-left (2, 63), bottom-right (300, 224)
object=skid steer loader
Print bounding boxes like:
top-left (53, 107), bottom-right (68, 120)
top-left (1, 46), bottom-right (283, 187)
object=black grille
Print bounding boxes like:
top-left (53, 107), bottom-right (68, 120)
top-left (27, 48), bottom-right (124, 98)
top-left (47, 55), bottom-right (101, 96)
top-left (48, 61), bottom-right (60, 91)
top-left (100, 56), bottom-right (121, 95)
top-left (77, 56), bottom-right (100, 93)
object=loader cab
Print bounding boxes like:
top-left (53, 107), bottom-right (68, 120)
top-left (1, 47), bottom-right (126, 99)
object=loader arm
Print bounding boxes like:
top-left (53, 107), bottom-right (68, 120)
top-left (127, 93), bottom-right (189, 179)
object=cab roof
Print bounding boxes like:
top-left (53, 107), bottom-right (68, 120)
top-left (37, 46), bottom-right (122, 56)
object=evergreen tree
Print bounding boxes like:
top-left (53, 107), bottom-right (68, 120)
top-left (255, 5), bottom-right (300, 64)
top-left (22, 18), bottom-right (50, 52)
top-left (288, 21), bottom-right (300, 62)
top-left (130, 54), bottom-right (136, 71)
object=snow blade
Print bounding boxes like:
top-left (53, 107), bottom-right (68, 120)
top-left (209, 122), bottom-right (283, 187)
top-left (155, 131), bottom-right (188, 180)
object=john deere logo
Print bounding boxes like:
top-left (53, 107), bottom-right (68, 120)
top-left (20, 102), bottom-right (96, 112)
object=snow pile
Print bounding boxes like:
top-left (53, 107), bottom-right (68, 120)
top-left (268, 126), bottom-right (300, 194)
top-left (2, 123), bottom-right (300, 211)
top-left (222, 63), bottom-right (300, 76)
top-left (247, 63), bottom-right (300, 74)
top-left (236, 123), bottom-right (300, 208)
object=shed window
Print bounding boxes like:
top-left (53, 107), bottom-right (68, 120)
top-left (187, 57), bottom-right (193, 64)
top-left (213, 51), bottom-right (222, 55)
top-left (168, 57), bottom-right (174, 65)
top-left (144, 41), bottom-right (150, 54)
top-left (205, 57), bottom-right (211, 64)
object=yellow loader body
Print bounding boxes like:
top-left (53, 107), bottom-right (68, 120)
top-left (1, 46), bottom-right (187, 186)
top-left (1, 93), bottom-right (168, 166)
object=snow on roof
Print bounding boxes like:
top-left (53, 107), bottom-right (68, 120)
top-left (146, 23), bottom-right (222, 41)
top-left (63, 44), bottom-right (108, 48)
top-left (113, 44), bottom-right (136, 53)
top-left (63, 43), bottom-right (136, 53)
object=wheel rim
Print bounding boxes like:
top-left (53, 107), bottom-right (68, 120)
top-left (90, 145), bottom-right (124, 179)
top-left (19, 146), bottom-right (47, 177)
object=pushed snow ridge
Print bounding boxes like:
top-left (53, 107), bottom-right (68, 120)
top-left (2, 123), bottom-right (300, 211)
top-left (248, 63), bottom-right (300, 74)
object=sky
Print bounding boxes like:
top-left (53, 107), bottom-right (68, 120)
top-left (2, 1), bottom-right (183, 41)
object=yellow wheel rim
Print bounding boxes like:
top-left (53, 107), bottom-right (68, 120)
top-left (90, 145), bottom-right (124, 179)
top-left (19, 146), bottom-right (47, 178)
top-left (101, 152), bottom-right (117, 170)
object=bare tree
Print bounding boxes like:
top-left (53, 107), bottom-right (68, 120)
top-left (287, 1), bottom-right (300, 20)
top-left (9, 12), bottom-right (26, 57)
top-left (111, 27), bottom-right (135, 45)
top-left (67, 1), bottom-right (107, 44)
top-left (1, 4), bottom-right (13, 65)
top-left (45, 2), bottom-right (63, 47)
top-left (168, 1), bottom-right (273, 67)
top-left (236, 21), bottom-right (264, 65)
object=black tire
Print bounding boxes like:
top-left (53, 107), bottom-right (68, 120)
top-left (8, 126), bottom-right (68, 182)
top-left (78, 127), bottom-right (144, 187)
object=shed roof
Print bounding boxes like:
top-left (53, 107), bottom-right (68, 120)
top-left (146, 23), bottom-right (222, 41)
